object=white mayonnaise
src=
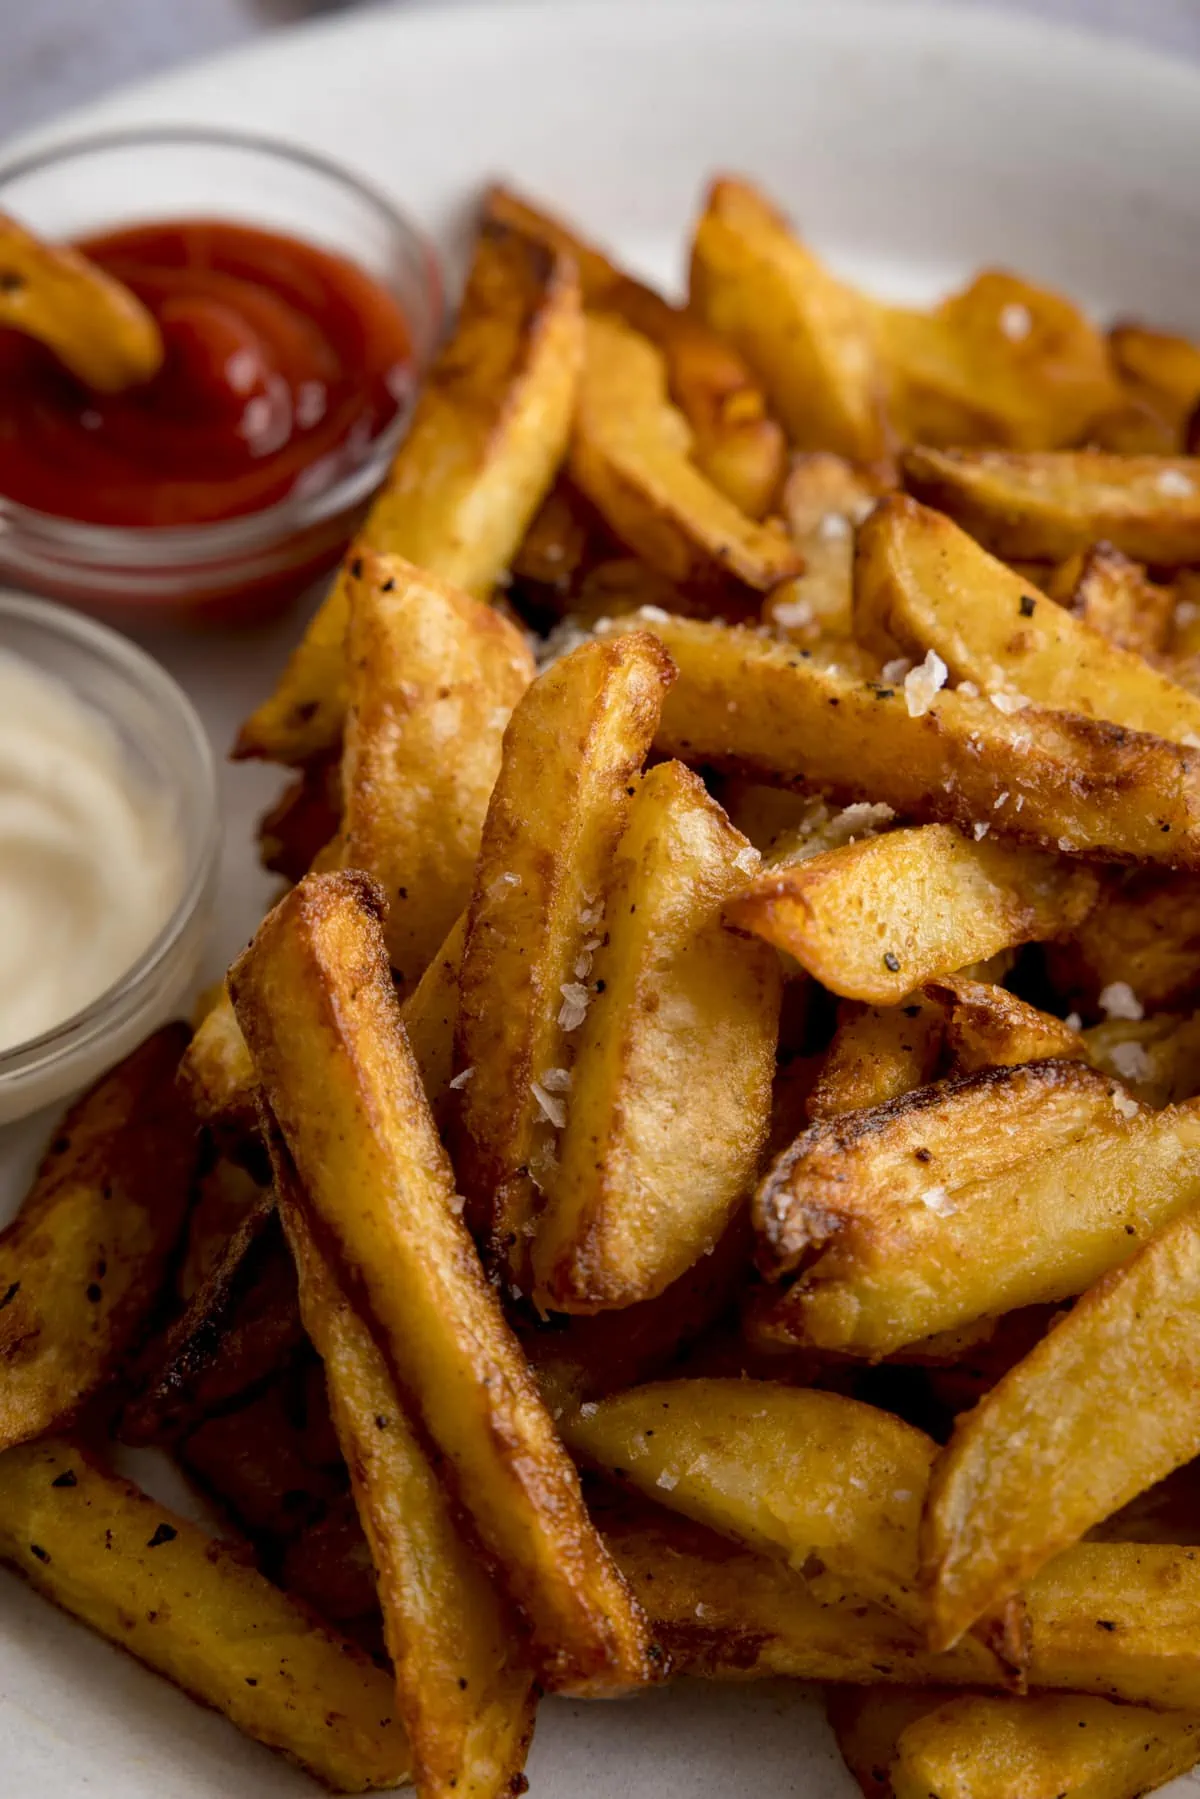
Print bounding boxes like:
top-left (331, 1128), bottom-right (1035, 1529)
top-left (0, 651), bottom-right (181, 1053)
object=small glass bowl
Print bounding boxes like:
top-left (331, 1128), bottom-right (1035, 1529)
top-left (0, 591), bottom-right (218, 1126)
top-left (0, 127), bottom-right (444, 625)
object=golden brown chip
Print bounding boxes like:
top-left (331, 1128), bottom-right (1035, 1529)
top-left (806, 994), bottom-right (946, 1120)
top-left (0, 211), bottom-right (163, 390)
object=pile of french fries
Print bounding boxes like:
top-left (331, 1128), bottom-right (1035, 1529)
top-left (8, 173), bottom-right (1200, 1799)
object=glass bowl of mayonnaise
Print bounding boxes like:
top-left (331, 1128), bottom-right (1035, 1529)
top-left (0, 591), bottom-right (218, 1125)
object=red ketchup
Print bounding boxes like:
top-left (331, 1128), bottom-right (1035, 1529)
top-left (0, 218), bottom-right (413, 529)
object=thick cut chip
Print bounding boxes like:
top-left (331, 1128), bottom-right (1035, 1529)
top-left (599, 1497), bottom-right (1000, 1688)
top-left (272, 1138), bottom-right (536, 1799)
top-left (0, 1440), bottom-right (410, 1792)
top-left (877, 270), bottom-right (1119, 451)
top-left (928, 976), bottom-right (1087, 1073)
top-left (0, 1025), bottom-right (194, 1453)
top-left (1026, 1540), bottom-right (1200, 1711)
top-left (0, 211), bottom-right (163, 391)
top-left (1045, 868), bottom-right (1200, 1016)
top-left (568, 314), bottom-right (799, 593)
top-left (454, 633), bottom-right (674, 1282)
top-left (401, 909), bottom-right (467, 1121)
top-left (339, 552), bottom-right (534, 991)
top-left (530, 761), bottom-right (779, 1312)
top-left (1059, 542), bottom-right (1175, 659)
top-left (890, 1693), bottom-right (1200, 1799)
top-left (1110, 322), bottom-right (1200, 443)
top-left (178, 992), bottom-right (258, 1138)
top-left (768, 452), bottom-right (894, 639)
top-left (826, 1688), bottom-right (955, 1799)
top-left (235, 221), bottom-right (582, 765)
top-left (689, 176), bottom-right (888, 460)
top-left (230, 871), bottom-right (654, 1695)
top-left (806, 995), bottom-right (946, 1120)
top-left (855, 496), bottom-right (1200, 744)
top-left (901, 446), bottom-right (1200, 565)
top-left (923, 1202), bottom-right (1200, 1648)
top-left (565, 1378), bottom-right (936, 1626)
top-left (598, 611), bottom-right (1200, 867)
top-left (257, 755), bottom-right (341, 882)
top-left (752, 1061), bottom-right (1200, 1356)
top-left (485, 183), bottom-right (786, 519)
top-left (1083, 1014), bottom-right (1200, 1109)
top-left (725, 823), bottom-right (1096, 1004)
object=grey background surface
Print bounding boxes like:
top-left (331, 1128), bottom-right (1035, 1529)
top-left (2, 0), bottom-right (1199, 144)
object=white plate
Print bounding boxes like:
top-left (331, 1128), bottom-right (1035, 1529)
top-left (3, 2), bottom-right (1200, 1792)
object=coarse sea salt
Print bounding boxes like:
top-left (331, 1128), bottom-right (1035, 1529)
top-left (904, 649), bottom-right (948, 718)
top-left (1099, 981), bottom-right (1143, 1022)
top-left (1108, 1041), bottom-right (1153, 1084)
top-left (998, 301), bottom-right (1033, 342)
top-left (1157, 468), bottom-right (1195, 498)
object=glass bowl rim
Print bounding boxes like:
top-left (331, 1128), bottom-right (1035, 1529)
top-left (0, 122), bottom-right (444, 565)
top-left (0, 589), bottom-right (220, 1083)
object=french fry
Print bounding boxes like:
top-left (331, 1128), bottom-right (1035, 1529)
top-left (1026, 1540), bottom-right (1200, 1709)
top-left (767, 452), bottom-right (894, 638)
top-left (339, 552), bottom-right (534, 991)
top-left (485, 183), bottom-right (787, 518)
top-left (689, 175), bottom-right (888, 461)
top-left (402, 909), bottom-right (467, 1121)
top-left (530, 760), bottom-right (779, 1311)
top-left (0, 1440), bottom-right (410, 1792)
top-left (806, 995), bottom-right (946, 1120)
top-left (565, 1378), bottom-right (936, 1626)
top-left (0, 211), bottom-right (163, 390)
top-left (901, 446), bottom-right (1200, 564)
top-left (1110, 322), bottom-right (1200, 443)
top-left (826, 1688), bottom-right (954, 1799)
top-left (598, 1495), bottom-right (1001, 1687)
top-left (235, 220), bottom-right (582, 765)
top-left (1083, 1013), bottom-right (1200, 1108)
top-left (177, 991), bottom-right (258, 1138)
top-left (890, 1692), bottom-right (1200, 1799)
top-left (1044, 868), bottom-right (1200, 1016)
top-left (177, 1149), bottom-right (266, 1301)
top-left (927, 976), bottom-right (1087, 1074)
top-left (120, 1196), bottom-right (303, 1445)
top-left (282, 1493), bottom-right (382, 1633)
top-left (1060, 542), bottom-right (1175, 659)
top-left (568, 314), bottom-right (800, 593)
top-left (856, 495), bottom-right (1200, 745)
top-left (270, 1133), bottom-right (537, 1799)
top-left (179, 1374), bottom-right (342, 1542)
top-left (877, 270), bottom-right (1119, 451)
top-left (598, 611), bottom-right (1200, 867)
top-left (257, 755), bottom-right (341, 882)
top-left (230, 871), bottom-right (656, 1694)
top-left (752, 1062), bottom-right (1200, 1356)
top-left (724, 824), bottom-right (1096, 1005)
top-left (454, 633), bottom-right (674, 1282)
top-left (0, 1026), bottom-right (194, 1453)
top-left (511, 479), bottom-right (609, 597)
top-left (923, 1203), bottom-right (1200, 1649)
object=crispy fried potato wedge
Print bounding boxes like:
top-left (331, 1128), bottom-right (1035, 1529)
top-left (257, 756), bottom-right (341, 882)
top-left (0, 1026), bottom-right (194, 1452)
top-left (1060, 542), bottom-right (1175, 658)
top-left (282, 1493), bottom-right (381, 1633)
top-left (1083, 1014), bottom-right (1200, 1108)
top-left (599, 1497), bottom-right (1000, 1687)
top-left (454, 633), bottom-right (674, 1282)
top-left (928, 976), bottom-right (1087, 1073)
top-left (826, 1688), bottom-right (954, 1799)
top-left (339, 552), bottom-right (534, 991)
top-left (0, 1439), bottom-right (410, 1791)
top-left (599, 611), bottom-right (1200, 866)
top-left (768, 453), bottom-right (894, 639)
top-left (120, 1197), bottom-right (303, 1445)
top-left (178, 991), bottom-right (258, 1138)
top-left (1110, 322), bottom-right (1200, 442)
top-left (806, 995), bottom-right (946, 1120)
top-left (752, 1061), bottom-right (1200, 1355)
top-left (856, 495), bottom-right (1200, 744)
top-left (890, 1692), bottom-right (1200, 1799)
top-left (877, 271), bottom-right (1119, 451)
top-left (230, 871), bottom-right (654, 1695)
top-left (0, 211), bottom-right (163, 390)
top-left (1027, 1540), bottom-right (1200, 1709)
top-left (485, 184), bottom-right (786, 518)
top-left (725, 823), bottom-right (1096, 1005)
top-left (923, 1201), bottom-right (1200, 1649)
top-left (178, 1151), bottom-right (266, 1300)
top-left (568, 314), bottom-right (799, 594)
top-left (565, 1378), bottom-right (936, 1626)
top-left (272, 1138), bottom-right (537, 1799)
top-left (178, 1372), bottom-right (343, 1542)
top-left (689, 176), bottom-right (888, 461)
top-left (402, 909), bottom-right (467, 1121)
top-left (530, 761), bottom-right (779, 1312)
top-left (1045, 869), bottom-right (1200, 1016)
top-left (901, 446), bottom-right (1200, 565)
top-left (235, 220), bottom-right (581, 765)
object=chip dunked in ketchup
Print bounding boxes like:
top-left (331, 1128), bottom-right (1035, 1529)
top-left (0, 218), bottom-right (414, 528)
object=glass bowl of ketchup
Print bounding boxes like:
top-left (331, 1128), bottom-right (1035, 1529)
top-left (0, 127), bottom-right (443, 623)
